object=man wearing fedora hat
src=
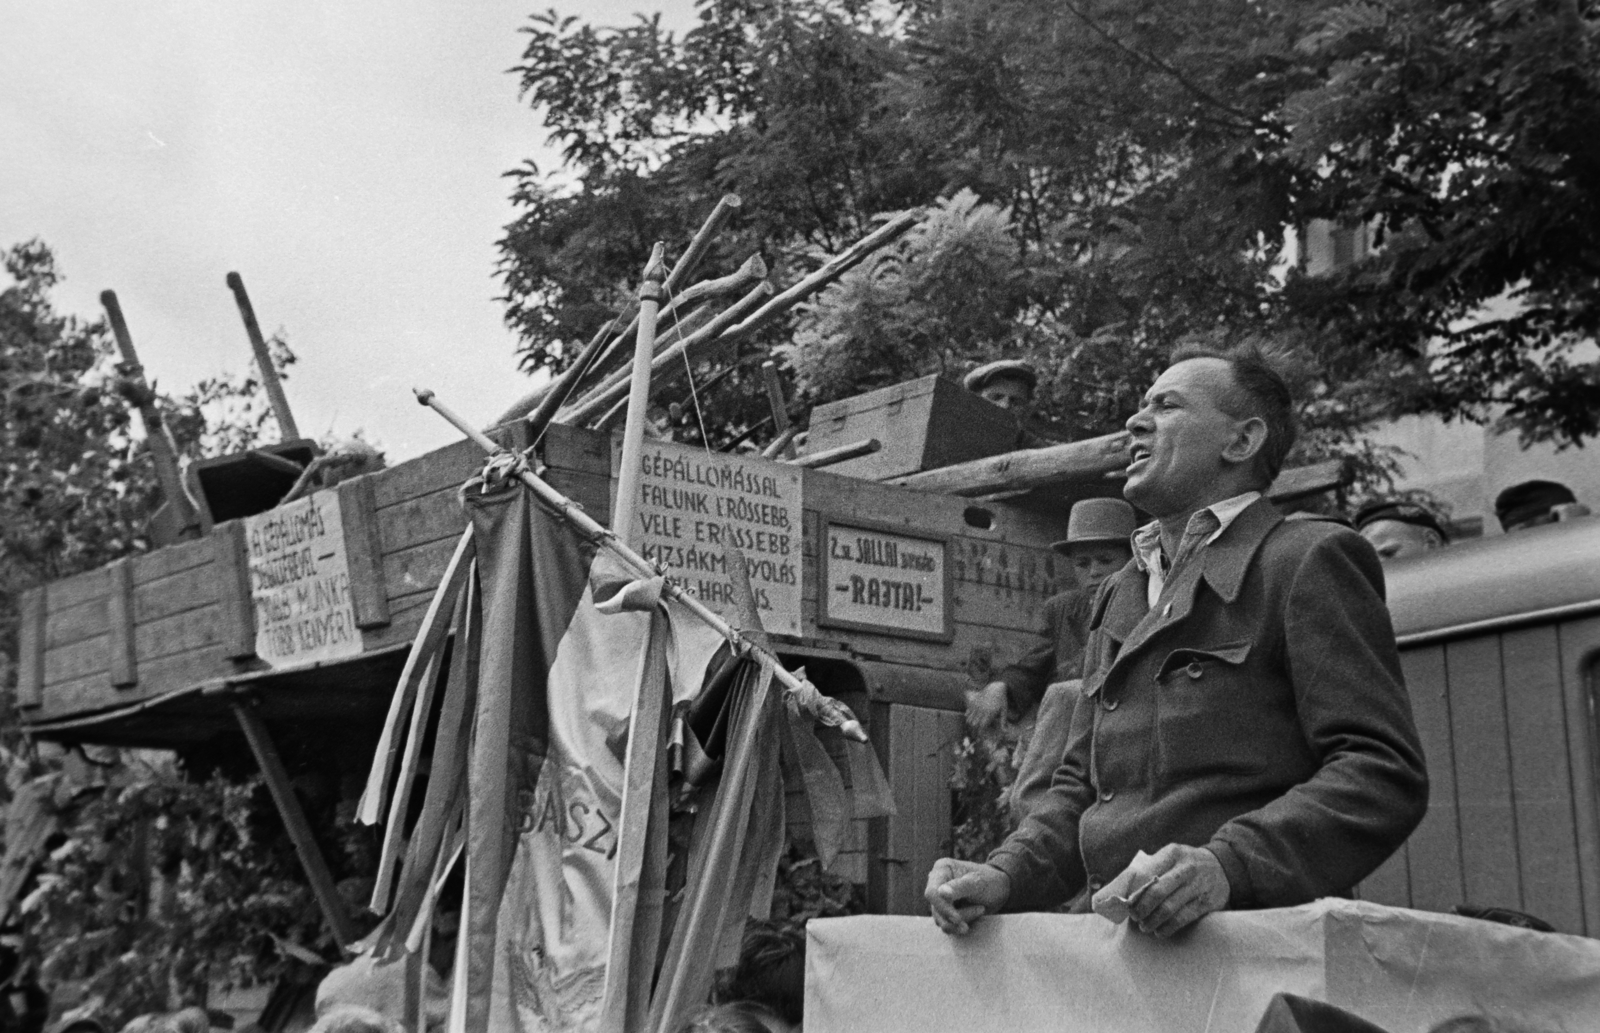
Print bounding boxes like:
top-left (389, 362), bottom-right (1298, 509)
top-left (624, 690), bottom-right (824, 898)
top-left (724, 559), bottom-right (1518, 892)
top-left (965, 498), bottom-right (1137, 732)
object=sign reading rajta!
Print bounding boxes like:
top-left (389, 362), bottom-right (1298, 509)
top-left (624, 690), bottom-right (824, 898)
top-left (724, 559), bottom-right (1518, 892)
top-left (820, 520), bottom-right (952, 641)
top-left (613, 438), bottom-right (803, 637)
top-left (245, 492), bottom-right (363, 668)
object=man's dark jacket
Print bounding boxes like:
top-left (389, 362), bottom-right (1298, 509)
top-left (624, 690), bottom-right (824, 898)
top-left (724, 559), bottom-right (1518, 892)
top-left (987, 498), bottom-right (1429, 911)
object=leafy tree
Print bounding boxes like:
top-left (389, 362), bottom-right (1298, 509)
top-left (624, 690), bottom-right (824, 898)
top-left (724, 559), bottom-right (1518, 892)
top-left (499, 0), bottom-right (1600, 476)
top-left (0, 241), bottom-right (356, 1025)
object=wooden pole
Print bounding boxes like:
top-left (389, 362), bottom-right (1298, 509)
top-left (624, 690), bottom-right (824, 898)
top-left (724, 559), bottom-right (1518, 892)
top-left (413, 387), bottom-right (867, 742)
top-left (232, 700), bottom-right (357, 952)
top-left (100, 290), bottom-right (199, 536)
top-left (787, 437), bottom-right (880, 469)
top-left (889, 431), bottom-right (1131, 495)
top-left (562, 281), bottom-right (774, 427)
top-left (761, 361), bottom-right (795, 459)
top-left (225, 272), bottom-right (300, 441)
top-left (613, 244), bottom-right (669, 544)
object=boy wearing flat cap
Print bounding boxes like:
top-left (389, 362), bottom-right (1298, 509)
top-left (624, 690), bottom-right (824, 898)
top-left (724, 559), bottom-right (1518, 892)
top-left (963, 359), bottom-right (1038, 418)
top-left (1353, 499), bottom-right (1449, 562)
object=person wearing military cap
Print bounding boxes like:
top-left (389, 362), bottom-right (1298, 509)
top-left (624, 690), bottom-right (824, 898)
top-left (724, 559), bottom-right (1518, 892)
top-left (964, 498), bottom-right (1136, 740)
top-left (1353, 499), bottom-right (1449, 562)
top-left (1494, 479), bottom-right (1591, 533)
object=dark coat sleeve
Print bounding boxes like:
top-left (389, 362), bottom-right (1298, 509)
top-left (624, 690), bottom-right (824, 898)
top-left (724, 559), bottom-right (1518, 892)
top-left (1205, 530), bottom-right (1430, 906)
top-left (996, 593), bottom-right (1069, 714)
top-left (985, 684), bottom-right (1096, 910)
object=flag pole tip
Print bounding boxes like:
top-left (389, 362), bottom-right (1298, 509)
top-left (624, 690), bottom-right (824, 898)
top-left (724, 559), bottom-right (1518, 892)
top-left (414, 387), bottom-right (435, 406)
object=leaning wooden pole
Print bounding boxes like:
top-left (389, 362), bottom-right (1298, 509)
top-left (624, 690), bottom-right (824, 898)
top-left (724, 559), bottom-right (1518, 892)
top-left (412, 387), bottom-right (866, 742)
top-left (100, 290), bottom-right (199, 536)
top-left (225, 272), bottom-right (301, 441)
top-left (613, 244), bottom-right (668, 544)
top-left (233, 700), bottom-right (358, 953)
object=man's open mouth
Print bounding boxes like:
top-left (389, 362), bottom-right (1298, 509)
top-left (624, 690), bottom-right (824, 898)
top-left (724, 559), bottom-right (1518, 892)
top-left (1127, 443), bottom-right (1152, 474)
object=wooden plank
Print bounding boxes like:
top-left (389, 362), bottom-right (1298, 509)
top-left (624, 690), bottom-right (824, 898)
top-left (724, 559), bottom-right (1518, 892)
top-left (131, 535), bottom-right (213, 584)
top-left (44, 634), bottom-right (108, 686)
top-left (374, 486), bottom-right (467, 554)
top-left (539, 422), bottom-right (612, 477)
top-left (370, 423), bottom-right (530, 510)
top-left (45, 566), bottom-right (109, 611)
top-left (134, 563), bottom-right (219, 624)
top-left (212, 520), bottom-right (257, 660)
top-left (805, 467), bottom-right (1069, 548)
top-left (1557, 617), bottom-right (1600, 936)
top-left (339, 475), bottom-right (391, 629)
top-left (106, 558), bottom-right (138, 688)
top-left (1444, 635), bottom-right (1522, 909)
top-left (135, 607), bottom-right (224, 663)
top-left (381, 536), bottom-right (463, 604)
top-left (1399, 646), bottom-right (1465, 913)
top-left (45, 597), bottom-right (109, 651)
top-left (879, 704), bottom-right (961, 915)
top-left (33, 646), bottom-right (230, 721)
top-left (1499, 625), bottom-right (1584, 931)
top-left (15, 587), bottom-right (46, 708)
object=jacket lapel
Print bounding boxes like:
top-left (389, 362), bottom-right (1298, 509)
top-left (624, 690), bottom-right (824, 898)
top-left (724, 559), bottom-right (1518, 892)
top-left (1104, 498), bottom-right (1282, 676)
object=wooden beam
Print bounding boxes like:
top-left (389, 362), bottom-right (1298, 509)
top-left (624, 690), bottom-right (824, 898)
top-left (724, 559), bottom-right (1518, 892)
top-left (889, 432), bottom-right (1129, 496)
top-left (15, 587), bottom-right (46, 708)
top-left (339, 476), bottom-right (391, 629)
top-left (789, 438), bottom-right (881, 470)
top-left (232, 700), bottom-right (357, 952)
top-left (212, 521), bottom-right (257, 660)
top-left (106, 558), bottom-right (138, 689)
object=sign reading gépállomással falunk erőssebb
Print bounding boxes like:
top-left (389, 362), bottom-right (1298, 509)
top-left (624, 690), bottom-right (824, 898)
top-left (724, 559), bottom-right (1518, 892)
top-left (819, 519), bottom-right (952, 642)
top-left (245, 491), bottom-right (363, 668)
top-left (613, 438), bottom-right (803, 637)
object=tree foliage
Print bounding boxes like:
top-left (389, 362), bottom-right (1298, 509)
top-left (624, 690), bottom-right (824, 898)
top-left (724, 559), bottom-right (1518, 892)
top-left (500, 0), bottom-right (1600, 466)
top-left (1, 241), bottom-right (336, 1024)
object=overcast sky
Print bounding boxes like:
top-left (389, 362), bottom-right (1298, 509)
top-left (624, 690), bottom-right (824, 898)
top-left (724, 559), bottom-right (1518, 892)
top-left (1, 0), bottom-right (695, 461)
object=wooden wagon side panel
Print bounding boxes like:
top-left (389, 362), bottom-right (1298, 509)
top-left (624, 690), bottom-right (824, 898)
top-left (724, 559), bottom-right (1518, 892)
top-left (1559, 616), bottom-right (1600, 936)
top-left (1396, 645), bottom-right (1465, 913)
top-left (1443, 635), bottom-right (1523, 911)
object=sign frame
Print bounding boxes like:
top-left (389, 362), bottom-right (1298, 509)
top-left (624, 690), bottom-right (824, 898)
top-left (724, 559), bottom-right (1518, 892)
top-left (817, 516), bottom-right (955, 643)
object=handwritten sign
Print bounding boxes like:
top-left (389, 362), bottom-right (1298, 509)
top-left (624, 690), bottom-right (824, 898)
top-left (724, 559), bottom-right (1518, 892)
top-left (245, 492), bottom-right (363, 668)
top-left (614, 438), bottom-right (803, 637)
top-left (820, 520), bottom-right (952, 641)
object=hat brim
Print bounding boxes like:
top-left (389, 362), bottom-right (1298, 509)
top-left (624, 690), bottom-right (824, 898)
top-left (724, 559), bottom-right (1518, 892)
top-left (1050, 535), bottom-right (1129, 554)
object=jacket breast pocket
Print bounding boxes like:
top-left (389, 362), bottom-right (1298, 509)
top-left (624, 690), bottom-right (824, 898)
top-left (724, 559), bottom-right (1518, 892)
top-left (1153, 641), bottom-right (1266, 787)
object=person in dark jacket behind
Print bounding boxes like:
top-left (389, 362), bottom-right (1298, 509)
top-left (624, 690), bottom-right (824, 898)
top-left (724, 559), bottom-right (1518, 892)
top-left (926, 343), bottom-right (1428, 938)
top-left (964, 498), bottom-right (1136, 732)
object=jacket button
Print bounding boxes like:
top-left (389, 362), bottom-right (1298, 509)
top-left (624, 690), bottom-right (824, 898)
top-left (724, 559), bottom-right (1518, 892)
top-left (1089, 877), bottom-right (1104, 891)
top-left (1103, 698), bottom-right (1119, 711)
top-left (1099, 788), bottom-right (1115, 802)
top-left (1185, 661), bottom-right (1204, 680)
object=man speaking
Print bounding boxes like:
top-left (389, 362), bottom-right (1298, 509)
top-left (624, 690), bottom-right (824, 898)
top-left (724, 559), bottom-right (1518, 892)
top-left (926, 345), bottom-right (1428, 938)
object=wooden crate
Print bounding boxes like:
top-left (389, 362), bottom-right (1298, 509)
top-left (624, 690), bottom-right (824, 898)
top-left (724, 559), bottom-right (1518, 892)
top-left (804, 375), bottom-right (1021, 481)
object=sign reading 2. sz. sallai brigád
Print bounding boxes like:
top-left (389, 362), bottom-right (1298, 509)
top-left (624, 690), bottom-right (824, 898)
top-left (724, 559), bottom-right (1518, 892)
top-left (615, 439), bottom-right (803, 637)
top-left (245, 492), bottom-right (363, 667)
top-left (820, 520), bottom-right (952, 641)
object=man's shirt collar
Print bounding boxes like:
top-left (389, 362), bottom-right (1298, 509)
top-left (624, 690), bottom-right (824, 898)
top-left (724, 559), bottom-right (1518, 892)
top-left (1132, 491), bottom-right (1263, 603)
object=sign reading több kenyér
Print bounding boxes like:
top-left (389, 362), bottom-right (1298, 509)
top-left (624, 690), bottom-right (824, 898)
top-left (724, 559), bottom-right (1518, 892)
top-left (614, 438), bottom-right (804, 637)
top-left (245, 492), bottom-right (362, 668)
top-left (820, 519), bottom-right (952, 641)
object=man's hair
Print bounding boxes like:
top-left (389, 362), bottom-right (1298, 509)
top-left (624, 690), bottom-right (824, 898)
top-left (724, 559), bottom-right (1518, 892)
top-left (1168, 341), bottom-right (1298, 487)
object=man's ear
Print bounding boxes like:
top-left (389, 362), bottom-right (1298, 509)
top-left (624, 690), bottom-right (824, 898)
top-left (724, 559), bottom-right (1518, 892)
top-left (1221, 416), bottom-right (1268, 468)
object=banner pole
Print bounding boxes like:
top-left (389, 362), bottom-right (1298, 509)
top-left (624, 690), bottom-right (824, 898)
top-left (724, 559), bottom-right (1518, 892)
top-left (612, 243), bottom-right (667, 545)
top-left (413, 388), bottom-right (865, 742)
